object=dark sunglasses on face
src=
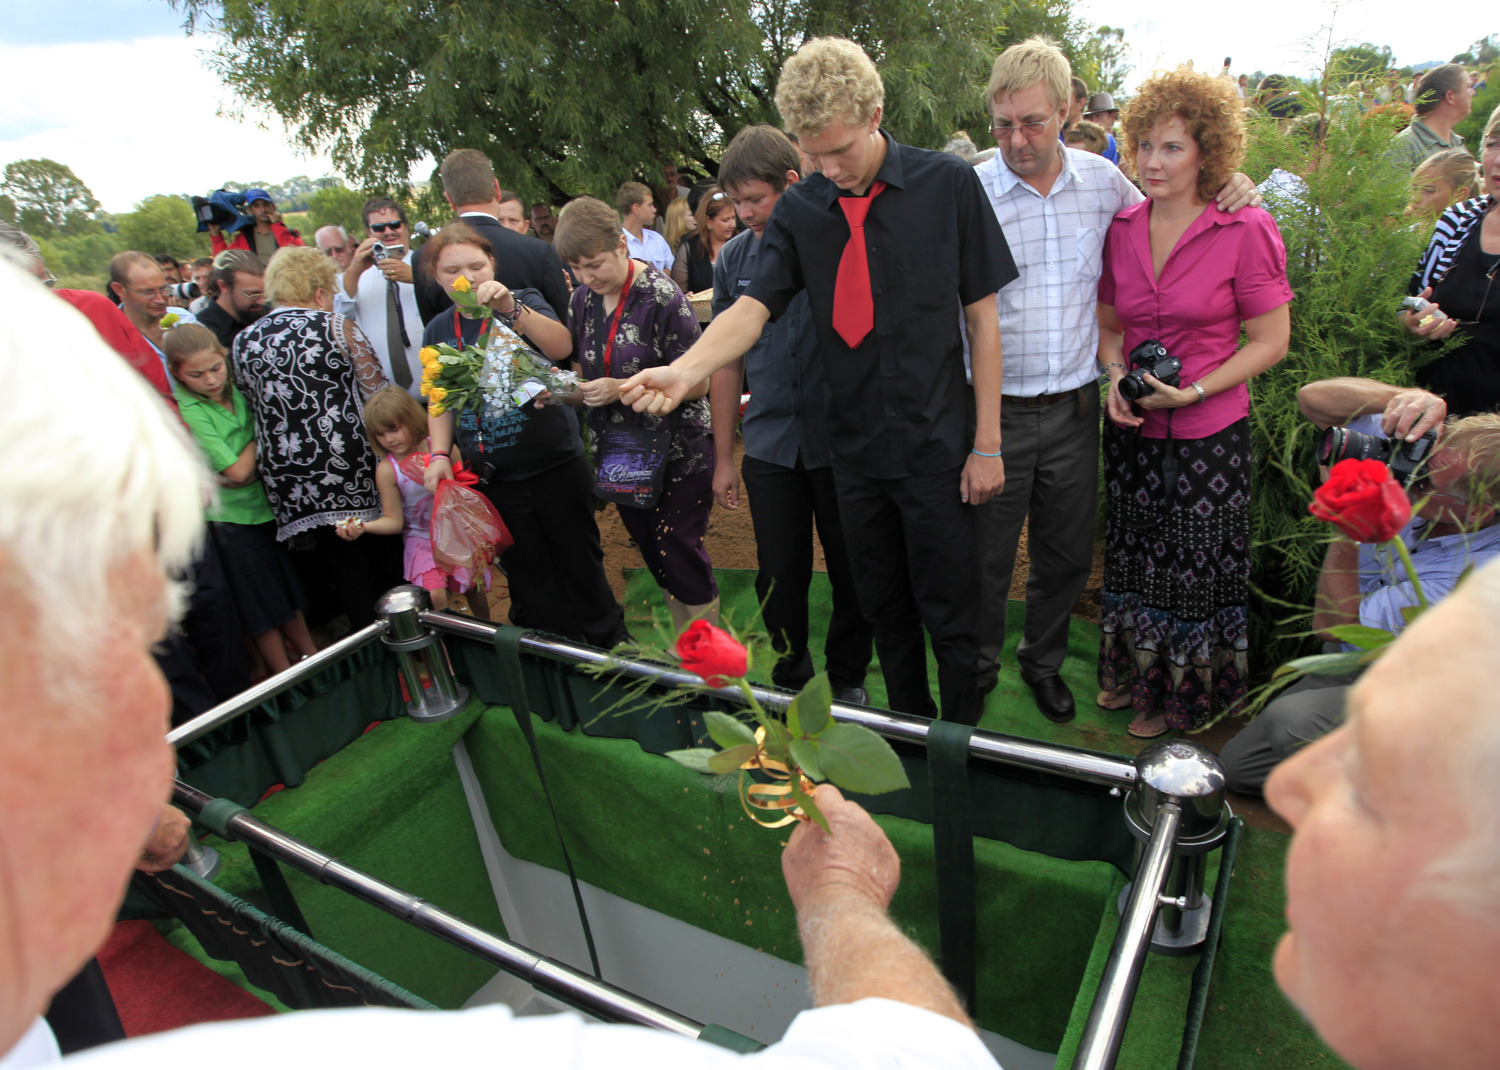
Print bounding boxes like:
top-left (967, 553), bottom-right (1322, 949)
top-left (370, 221), bottom-right (404, 233)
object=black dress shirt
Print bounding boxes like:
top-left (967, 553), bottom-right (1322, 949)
top-left (746, 131), bottom-right (1017, 478)
top-left (196, 300), bottom-right (255, 353)
top-left (415, 212), bottom-right (572, 331)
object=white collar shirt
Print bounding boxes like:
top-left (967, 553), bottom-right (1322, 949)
top-left (340, 249), bottom-right (424, 398)
top-left (973, 147), bottom-right (1142, 396)
top-left (623, 228), bottom-right (674, 274)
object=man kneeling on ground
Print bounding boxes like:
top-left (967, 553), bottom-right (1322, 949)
top-left (1221, 376), bottom-right (1500, 792)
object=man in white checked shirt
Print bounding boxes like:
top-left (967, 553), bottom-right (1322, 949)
top-left (971, 38), bottom-right (1258, 722)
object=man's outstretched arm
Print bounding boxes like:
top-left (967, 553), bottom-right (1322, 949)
top-left (782, 784), bottom-right (973, 1028)
top-left (620, 295), bottom-right (771, 415)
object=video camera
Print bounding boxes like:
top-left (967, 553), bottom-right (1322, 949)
top-left (190, 189), bottom-right (251, 235)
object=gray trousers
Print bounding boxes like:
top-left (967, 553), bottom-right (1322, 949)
top-left (1219, 671), bottom-right (1357, 793)
top-left (976, 387), bottom-right (1099, 685)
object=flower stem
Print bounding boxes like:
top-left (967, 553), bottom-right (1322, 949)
top-left (1389, 535), bottom-right (1428, 610)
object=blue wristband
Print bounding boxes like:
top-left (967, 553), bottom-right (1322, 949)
top-left (971, 448), bottom-right (1003, 457)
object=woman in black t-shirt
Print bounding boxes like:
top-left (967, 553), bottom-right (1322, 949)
top-left (420, 221), bottom-right (628, 647)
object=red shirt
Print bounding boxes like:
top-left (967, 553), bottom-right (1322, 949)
top-left (56, 289), bottom-right (178, 413)
top-left (210, 221), bottom-right (305, 255)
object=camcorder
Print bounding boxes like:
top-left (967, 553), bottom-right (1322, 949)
top-left (1117, 340), bottom-right (1183, 402)
top-left (190, 189), bottom-right (249, 234)
top-left (371, 241), bottom-right (405, 263)
top-left (1317, 424), bottom-right (1437, 486)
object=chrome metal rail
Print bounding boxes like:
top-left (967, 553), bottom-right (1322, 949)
top-left (171, 781), bottom-right (706, 1037)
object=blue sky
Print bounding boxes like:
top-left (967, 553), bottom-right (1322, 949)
top-left (1, 0), bottom-right (186, 47)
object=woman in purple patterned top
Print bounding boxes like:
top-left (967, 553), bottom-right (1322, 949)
top-left (555, 197), bottom-right (719, 629)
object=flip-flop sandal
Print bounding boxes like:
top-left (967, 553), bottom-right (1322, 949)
top-left (1127, 715), bottom-right (1171, 739)
top-left (1096, 689), bottom-right (1132, 711)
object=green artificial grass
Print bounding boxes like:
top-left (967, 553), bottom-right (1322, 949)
top-left (190, 702), bottom-right (506, 1009)
top-left (623, 568), bottom-right (1162, 757)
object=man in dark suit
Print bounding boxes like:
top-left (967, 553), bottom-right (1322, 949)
top-left (415, 149), bottom-right (572, 322)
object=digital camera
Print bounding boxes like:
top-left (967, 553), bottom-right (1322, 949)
top-left (1317, 424), bottom-right (1437, 487)
top-left (371, 241), bottom-right (405, 263)
top-left (1117, 339), bottom-right (1183, 402)
top-left (168, 281), bottom-right (201, 301)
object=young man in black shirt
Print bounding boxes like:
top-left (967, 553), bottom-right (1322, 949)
top-left (623, 37), bottom-right (1016, 726)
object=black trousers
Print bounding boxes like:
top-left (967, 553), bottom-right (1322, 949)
top-left (831, 462), bottom-right (980, 725)
top-left (483, 455), bottom-right (629, 648)
top-left (157, 535), bottom-right (251, 726)
top-left (741, 453), bottom-right (873, 691)
top-left (299, 525), bottom-right (405, 628)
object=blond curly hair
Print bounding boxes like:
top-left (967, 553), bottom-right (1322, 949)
top-left (774, 37), bottom-right (884, 137)
top-left (1120, 66), bottom-right (1245, 204)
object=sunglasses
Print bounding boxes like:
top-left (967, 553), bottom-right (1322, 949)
top-left (369, 221), bottom-right (404, 233)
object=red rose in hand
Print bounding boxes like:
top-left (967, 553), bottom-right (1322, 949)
top-left (676, 620), bottom-right (748, 687)
top-left (1309, 458), bottom-right (1412, 542)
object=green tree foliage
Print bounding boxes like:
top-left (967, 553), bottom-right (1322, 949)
top-left (1326, 43), bottom-right (1395, 87)
top-left (305, 183), bottom-right (369, 239)
top-left (182, 0), bottom-right (1102, 202)
top-left (1074, 25), bottom-right (1130, 96)
top-left (1455, 79), bottom-right (1500, 145)
top-left (1242, 99), bottom-right (1434, 673)
top-left (0, 194), bottom-right (14, 224)
top-left (1, 159), bottom-right (101, 238)
top-left (115, 195), bottom-right (209, 262)
top-left (1451, 34), bottom-right (1499, 67)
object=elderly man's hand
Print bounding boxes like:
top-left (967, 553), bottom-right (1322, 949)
top-left (782, 785), bottom-right (900, 915)
top-left (1381, 388), bottom-right (1446, 443)
top-left (379, 257), bottom-right (414, 285)
top-left (138, 805), bottom-right (192, 873)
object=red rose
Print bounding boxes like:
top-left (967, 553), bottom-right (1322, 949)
top-left (675, 620), bottom-right (748, 687)
top-left (1309, 458), bottom-right (1412, 543)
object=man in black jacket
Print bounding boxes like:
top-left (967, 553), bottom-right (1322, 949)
top-left (415, 149), bottom-right (572, 322)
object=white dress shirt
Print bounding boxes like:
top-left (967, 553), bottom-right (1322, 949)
top-left (335, 249), bottom-right (424, 397)
top-left (973, 148), bottom-right (1142, 397)
top-left (623, 227), bottom-right (674, 274)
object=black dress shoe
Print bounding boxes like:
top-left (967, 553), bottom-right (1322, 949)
top-left (1024, 673), bottom-right (1076, 724)
top-left (831, 685), bottom-right (869, 706)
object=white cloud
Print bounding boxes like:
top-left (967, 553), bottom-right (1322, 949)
top-left (0, 34), bottom-right (342, 213)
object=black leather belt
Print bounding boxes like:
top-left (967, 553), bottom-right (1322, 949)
top-left (1002, 386), bottom-right (1083, 408)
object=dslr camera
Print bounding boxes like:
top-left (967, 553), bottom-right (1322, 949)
top-left (371, 241), bottom-right (405, 263)
top-left (1117, 339), bottom-right (1183, 402)
top-left (1317, 424), bottom-right (1437, 487)
top-left (168, 281), bottom-right (201, 301)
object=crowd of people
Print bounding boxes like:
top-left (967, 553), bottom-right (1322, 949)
top-left (3, 29), bottom-right (1500, 1070)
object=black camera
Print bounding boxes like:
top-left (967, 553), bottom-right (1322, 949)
top-left (1117, 339), bottom-right (1183, 402)
top-left (371, 241), bottom-right (405, 263)
top-left (1317, 425), bottom-right (1436, 487)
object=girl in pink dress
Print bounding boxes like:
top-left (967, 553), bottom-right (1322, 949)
top-left (338, 387), bottom-right (490, 616)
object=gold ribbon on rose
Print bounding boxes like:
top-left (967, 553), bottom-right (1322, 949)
top-left (737, 726), bottom-right (815, 828)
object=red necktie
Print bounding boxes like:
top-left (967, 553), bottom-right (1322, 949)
top-left (832, 180), bottom-right (887, 348)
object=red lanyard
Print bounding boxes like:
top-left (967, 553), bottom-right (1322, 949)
top-left (600, 260), bottom-right (635, 378)
top-left (452, 306), bottom-right (490, 346)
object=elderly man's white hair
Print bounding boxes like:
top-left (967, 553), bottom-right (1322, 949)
top-left (0, 260), bottom-right (209, 645)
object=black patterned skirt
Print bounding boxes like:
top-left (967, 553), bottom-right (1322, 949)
top-left (1098, 418), bottom-right (1251, 729)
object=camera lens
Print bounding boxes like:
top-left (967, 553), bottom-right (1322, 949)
top-left (1117, 371), bottom-right (1147, 402)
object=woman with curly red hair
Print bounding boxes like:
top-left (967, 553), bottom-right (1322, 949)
top-left (1096, 67), bottom-right (1293, 738)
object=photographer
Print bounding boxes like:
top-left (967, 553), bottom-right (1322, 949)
top-left (197, 250), bottom-right (266, 352)
top-left (338, 197), bottom-right (425, 395)
top-left (208, 188), bottom-right (305, 258)
top-left (1219, 377), bottom-right (1500, 792)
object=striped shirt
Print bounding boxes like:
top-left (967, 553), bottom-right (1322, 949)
top-left (973, 148), bottom-right (1142, 396)
top-left (1411, 195), bottom-right (1494, 293)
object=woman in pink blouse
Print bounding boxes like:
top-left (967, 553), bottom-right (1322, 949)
top-left (1096, 67), bottom-right (1293, 738)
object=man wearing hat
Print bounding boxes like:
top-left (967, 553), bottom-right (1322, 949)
top-left (1083, 92), bottom-right (1119, 164)
top-left (208, 188), bottom-right (305, 258)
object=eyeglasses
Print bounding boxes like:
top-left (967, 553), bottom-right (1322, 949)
top-left (320, 245), bottom-right (348, 256)
top-left (237, 287), bottom-right (265, 301)
top-left (127, 286), bottom-right (172, 299)
top-left (991, 116), bottom-right (1056, 142)
top-left (1411, 472), bottom-right (1470, 505)
top-left (369, 221), bottom-right (404, 234)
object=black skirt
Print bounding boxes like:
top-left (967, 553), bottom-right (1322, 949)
top-left (1097, 418), bottom-right (1251, 729)
top-left (210, 521), bottom-right (306, 636)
